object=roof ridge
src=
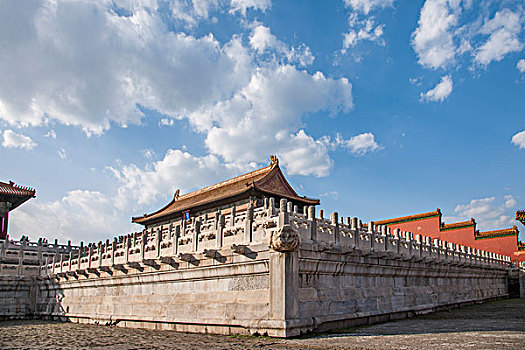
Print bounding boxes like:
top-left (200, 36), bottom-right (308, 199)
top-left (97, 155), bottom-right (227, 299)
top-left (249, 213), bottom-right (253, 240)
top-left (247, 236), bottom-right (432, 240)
top-left (374, 209), bottom-right (441, 225)
top-left (174, 164), bottom-right (273, 201)
top-left (477, 225), bottom-right (518, 236)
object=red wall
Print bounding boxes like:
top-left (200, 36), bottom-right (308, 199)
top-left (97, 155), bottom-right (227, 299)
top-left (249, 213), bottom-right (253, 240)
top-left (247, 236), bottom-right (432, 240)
top-left (385, 216), bottom-right (441, 239)
top-left (380, 214), bottom-right (523, 262)
top-left (0, 212), bottom-right (7, 240)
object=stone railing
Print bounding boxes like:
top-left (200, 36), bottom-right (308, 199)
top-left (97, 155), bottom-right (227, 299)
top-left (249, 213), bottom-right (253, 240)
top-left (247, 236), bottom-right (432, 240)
top-left (41, 198), bottom-right (511, 277)
top-left (1, 238), bottom-right (78, 276)
top-left (42, 202), bottom-right (280, 277)
top-left (285, 200), bottom-right (511, 268)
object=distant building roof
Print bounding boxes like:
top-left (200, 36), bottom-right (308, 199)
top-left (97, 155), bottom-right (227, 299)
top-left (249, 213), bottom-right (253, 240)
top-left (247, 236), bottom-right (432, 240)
top-left (440, 219), bottom-right (476, 231)
top-left (0, 181), bottom-right (36, 211)
top-left (374, 209), bottom-right (441, 226)
top-left (132, 156), bottom-right (319, 226)
top-left (517, 210), bottom-right (525, 225)
top-left (475, 226), bottom-right (519, 240)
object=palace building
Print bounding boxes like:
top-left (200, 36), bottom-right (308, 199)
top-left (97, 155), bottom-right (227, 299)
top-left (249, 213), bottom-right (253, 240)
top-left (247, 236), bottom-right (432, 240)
top-left (0, 181), bottom-right (36, 239)
top-left (132, 155), bottom-right (319, 230)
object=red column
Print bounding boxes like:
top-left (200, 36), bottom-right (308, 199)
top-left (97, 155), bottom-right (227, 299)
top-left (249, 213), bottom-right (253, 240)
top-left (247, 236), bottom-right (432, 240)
top-left (0, 212), bottom-right (7, 239)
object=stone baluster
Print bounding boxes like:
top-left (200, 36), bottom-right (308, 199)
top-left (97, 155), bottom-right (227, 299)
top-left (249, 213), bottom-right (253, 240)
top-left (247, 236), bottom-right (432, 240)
top-left (173, 224), bottom-right (181, 255)
top-left (141, 232), bottom-right (147, 260)
top-left (231, 206), bottom-right (236, 227)
top-left (193, 218), bottom-right (201, 252)
top-left (52, 255), bottom-right (57, 275)
top-left (88, 245), bottom-right (93, 268)
top-left (0, 240), bottom-right (5, 260)
top-left (294, 205), bottom-right (299, 214)
top-left (97, 242), bottom-right (103, 268)
top-left (18, 239), bottom-right (25, 275)
top-left (216, 214), bottom-right (225, 248)
top-left (279, 198), bottom-right (289, 227)
top-left (264, 197), bottom-right (268, 210)
top-left (168, 223), bottom-right (173, 240)
top-left (60, 253), bottom-right (64, 273)
top-left (287, 201), bottom-right (293, 213)
top-left (245, 202), bottom-right (254, 243)
top-left (112, 238), bottom-right (117, 265)
top-left (156, 228), bottom-right (161, 258)
top-left (78, 245), bottom-right (83, 269)
top-left (308, 206), bottom-right (317, 241)
top-left (303, 206), bottom-right (308, 216)
top-left (268, 197), bottom-right (276, 216)
top-left (125, 236), bottom-right (130, 263)
top-left (37, 238), bottom-right (43, 266)
top-left (331, 212), bottom-right (339, 245)
top-left (68, 252), bottom-right (73, 272)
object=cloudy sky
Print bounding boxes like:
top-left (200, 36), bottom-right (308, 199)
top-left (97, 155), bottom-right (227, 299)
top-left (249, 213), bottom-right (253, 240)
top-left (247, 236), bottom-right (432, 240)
top-left (1, 0), bottom-right (524, 244)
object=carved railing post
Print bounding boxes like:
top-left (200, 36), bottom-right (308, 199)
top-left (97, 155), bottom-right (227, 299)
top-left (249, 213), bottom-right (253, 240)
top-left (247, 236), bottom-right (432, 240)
top-left (331, 212), bottom-right (339, 245)
top-left (279, 199), bottom-right (289, 227)
top-left (216, 214), bottom-right (225, 248)
top-left (88, 245), bottom-right (93, 269)
top-left (98, 242), bottom-right (103, 268)
top-left (141, 231), bottom-right (147, 260)
top-left (156, 228), bottom-right (161, 258)
top-left (307, 206), bottom-right (316, 241)
top-left (112, 238), bottom-right (117, 265)
top-left (193, 219), bottom-right (201, 252)
top-left (245, 202), bottom-right (254, 243)
top-left (125, 236), bottom-right (130, 263)
top-left (173, 224), bottom-right (180, 255)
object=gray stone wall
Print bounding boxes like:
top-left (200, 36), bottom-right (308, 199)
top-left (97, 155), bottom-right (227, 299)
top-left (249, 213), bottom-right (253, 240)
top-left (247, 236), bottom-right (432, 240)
top-left (32, 199), bottom-right (514, 337)
top-left (0, 276), bottom-right (37, 319)
top-left (291, 243), bottom-right (508, 335)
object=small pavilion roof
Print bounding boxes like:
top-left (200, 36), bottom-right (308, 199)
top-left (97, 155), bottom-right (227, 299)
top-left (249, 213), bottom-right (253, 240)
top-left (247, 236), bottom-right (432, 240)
top-left (0, 181), bottom-right (36, 211)
top-left (517, 210), bottom-right (525, 225)
top-left (374, 209), bottom-right (441, 226)
top-left (132, 156), bottom-right (319, 225)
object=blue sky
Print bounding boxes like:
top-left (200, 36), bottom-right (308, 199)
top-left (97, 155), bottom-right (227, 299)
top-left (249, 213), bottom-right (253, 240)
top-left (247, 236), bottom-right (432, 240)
top-left (1, 0), bottom-right (524, 244)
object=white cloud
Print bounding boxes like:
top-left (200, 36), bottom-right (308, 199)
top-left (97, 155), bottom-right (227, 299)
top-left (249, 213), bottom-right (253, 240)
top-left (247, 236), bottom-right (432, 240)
top-left (229, 0), bottom-right (271, 16)
top-left (159, 118), bottom-right (175, 127)
top-left (57, 147), bottom-right (67, 159)
top-left (420, 75), bottom-right (453, 102)
top-left (9, 190), bottom-right (130, 244)
top-left (334, 132), bottom-right (382, 156)
top-left (1, 129), bottom-right (37, 150)
top-left (0, 1), bottom-right (253, 135)
top-left (249, 25), bottom-right (314, 66)
top-left (44, 129), bottom-right (56, 139)
top-left (517, 59), bottom-right (525, 73)
top-left (474, 9), bottom-right (524, 66)
top-left (445, 196), bottom-right (517, 231)
top-left (142, 148), bottom-right (155, 159)
top-left (343, 17), bottom-right (385, 49)
top-left (511, 130), bottom-right (525, 149)
top-left (343, 0), bottom-right (395, 15)
top-left (108, 149), bottom-right (250, 210)
top-left (504, 195), bottom-right (517, 209)
top-left (411, 0), bottom-right (462, 70)
top-left (189, 66), bottom-right (353, 177)
top-left (319, 191), bottom-right (340, 200)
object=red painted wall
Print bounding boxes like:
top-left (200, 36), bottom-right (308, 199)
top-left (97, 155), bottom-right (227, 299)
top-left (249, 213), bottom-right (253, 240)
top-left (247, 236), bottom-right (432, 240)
top-left (385, 216), bottom-right (441, 239)
top-left (380, 214), bottom-right (523, 262)
top-left (0, 212), bottom-right (7, 240)
top-left (474, 236), bottom-right (519, 258)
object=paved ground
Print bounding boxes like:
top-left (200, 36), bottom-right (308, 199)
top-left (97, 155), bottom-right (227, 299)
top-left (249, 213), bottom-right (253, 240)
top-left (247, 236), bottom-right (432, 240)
top-left (1, 298), bottom-right (524, 349)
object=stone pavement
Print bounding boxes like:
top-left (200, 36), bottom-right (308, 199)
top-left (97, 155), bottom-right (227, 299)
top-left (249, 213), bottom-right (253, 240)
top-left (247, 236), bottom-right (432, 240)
top-left (1, 298), bottom-right (524, 350)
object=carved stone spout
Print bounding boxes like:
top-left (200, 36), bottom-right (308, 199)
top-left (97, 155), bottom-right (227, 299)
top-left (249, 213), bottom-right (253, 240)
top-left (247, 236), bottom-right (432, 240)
top-left (269, 224), bottom-right (300, 252)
